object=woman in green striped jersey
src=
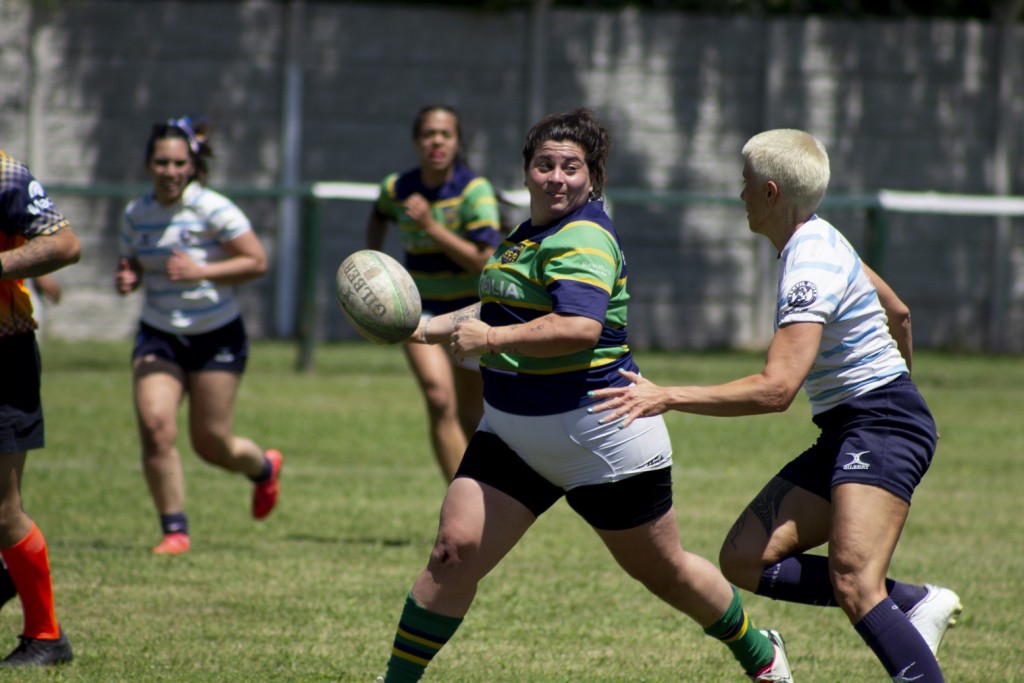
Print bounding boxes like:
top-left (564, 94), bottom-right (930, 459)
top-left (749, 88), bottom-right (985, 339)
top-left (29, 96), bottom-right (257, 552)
top-left (366, 106), bottom-right (503, 482)
top-left (376, 109), bottom-right (792, 683)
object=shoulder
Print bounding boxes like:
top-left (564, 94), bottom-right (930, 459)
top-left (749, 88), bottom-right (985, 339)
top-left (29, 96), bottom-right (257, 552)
top-left (463, 175), bottom-right (497, 200)
top-left (0, 150), bottom-right (32, 201)
top-left (784, 218), bottom-right (849, 262)
top-left (0, 154), bottom-right (69, 236)
top-left (0, 149), bottom-right (27, 175)
top-left (124, 191), bottom-right (160, 216)
top-left (546, 204), bottom-right (619, 253)
top-left (187, 183), bottom-right (243, 215)
top-left (451, 163), bottom-right (494, 194)
top-left (186, 182), bottom-right (230, 208)
top-left (388, 169), bottom-right (420, 199)
top-left (184, 184), bottom-right (251, 235)
top-left (559, 202), bottom-right (617, 238)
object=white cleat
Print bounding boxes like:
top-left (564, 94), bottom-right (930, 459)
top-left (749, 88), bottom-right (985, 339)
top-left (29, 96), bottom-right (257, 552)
top-left (750, 628), bottom-right (794, 682)
top-left (906, 584), bottom-right (963, 656)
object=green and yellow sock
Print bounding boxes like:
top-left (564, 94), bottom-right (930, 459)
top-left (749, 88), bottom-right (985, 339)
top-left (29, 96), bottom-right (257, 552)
top-left (703, 587), bottom-right (774, 676)
top-left (383, 592), bottom-right (463, 683)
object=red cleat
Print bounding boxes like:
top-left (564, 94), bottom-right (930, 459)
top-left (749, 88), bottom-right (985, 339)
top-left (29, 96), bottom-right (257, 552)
top-left (152, 532), bottom-right (190, 555)
top-left (252, 449), bottom-right (283, 520)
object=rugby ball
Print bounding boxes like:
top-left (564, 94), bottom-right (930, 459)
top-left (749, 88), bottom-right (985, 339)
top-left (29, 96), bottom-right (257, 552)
top-left (335, 250), bottom-right (422, 345)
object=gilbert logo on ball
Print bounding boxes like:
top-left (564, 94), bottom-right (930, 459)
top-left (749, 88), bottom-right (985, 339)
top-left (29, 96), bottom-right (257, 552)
top-left (335, 250), bottom-right (422, 345)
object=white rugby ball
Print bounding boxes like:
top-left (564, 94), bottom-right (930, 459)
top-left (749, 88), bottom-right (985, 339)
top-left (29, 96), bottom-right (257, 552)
top-left (335, 250), bottom-right (422, 345)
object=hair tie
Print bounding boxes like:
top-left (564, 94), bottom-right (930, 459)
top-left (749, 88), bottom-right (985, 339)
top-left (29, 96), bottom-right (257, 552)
top-left (167, 117), bottom-right (202, 155)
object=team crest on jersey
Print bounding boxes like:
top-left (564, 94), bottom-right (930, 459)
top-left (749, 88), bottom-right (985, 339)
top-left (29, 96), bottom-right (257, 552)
top-left (25, 180), bottom-right (54, 216)
top-left (441, 205), bottom-right (458, 227)
top-left (501, 244), bottom-right (525, 264)
top-left (178, 227), bottom-right (202, 246)
top-left (786, 281), bottom-right (818, 308)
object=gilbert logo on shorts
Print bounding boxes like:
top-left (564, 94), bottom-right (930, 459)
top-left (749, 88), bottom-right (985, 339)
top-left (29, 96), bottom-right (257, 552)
top-left (842, 450), bottom-right (871, 470)
top-left (214, 348), bottom-right (236, 364)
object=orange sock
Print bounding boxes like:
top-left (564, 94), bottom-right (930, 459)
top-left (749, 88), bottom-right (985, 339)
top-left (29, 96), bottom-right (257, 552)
top-left (0, 523), bottom-right (59, 639)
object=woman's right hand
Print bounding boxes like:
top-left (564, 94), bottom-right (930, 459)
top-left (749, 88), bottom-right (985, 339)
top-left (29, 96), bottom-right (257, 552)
top-left (115, 257), bottom-right (139, 295)
top-left (450, 318), bottom-right (490, 360)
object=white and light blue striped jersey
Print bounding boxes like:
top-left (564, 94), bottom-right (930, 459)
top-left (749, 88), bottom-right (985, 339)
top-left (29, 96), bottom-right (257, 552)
top-left (121, 181), bottom-right (252, 334)
top-left (776, 216), bottom-right (908, 414)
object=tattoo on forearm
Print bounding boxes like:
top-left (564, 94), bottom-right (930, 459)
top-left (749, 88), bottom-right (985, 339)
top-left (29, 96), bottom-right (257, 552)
top-left (450, 305), bottom-right (481, 326)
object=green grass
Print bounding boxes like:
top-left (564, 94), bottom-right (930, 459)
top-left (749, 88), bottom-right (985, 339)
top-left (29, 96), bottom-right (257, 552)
top-left (9, 340), bottom-right (1021, 681)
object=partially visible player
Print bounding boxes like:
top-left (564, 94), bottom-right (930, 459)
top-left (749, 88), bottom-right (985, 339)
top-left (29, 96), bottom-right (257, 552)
top-left (115, 116), bottom-right (282, 555)
top-left (592, 128), bottom-right (960, 681)
top-left (0, 149), bottom-right (80, 666)
top-left (366, 105), bottom-right (503, 481)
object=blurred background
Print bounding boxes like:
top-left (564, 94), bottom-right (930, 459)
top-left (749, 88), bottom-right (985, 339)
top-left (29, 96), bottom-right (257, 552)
top-left (1, 0), bottom-right (1021, 355)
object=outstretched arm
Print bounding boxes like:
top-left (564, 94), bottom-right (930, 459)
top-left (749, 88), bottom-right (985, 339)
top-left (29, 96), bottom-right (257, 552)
top-left (589, 321), bottom-right (821, 427)
top-left (411, 305), bottom-right (602, 361)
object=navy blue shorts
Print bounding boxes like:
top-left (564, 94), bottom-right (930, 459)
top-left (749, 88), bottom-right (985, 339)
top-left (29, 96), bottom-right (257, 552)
top-left (0, 333), bottom-right (44, 453)
top-left (455, 430), bottom-right (674, 531)
top-left (777, 375), bottom-right (937, 504)
top-left (132, 317), bottom-right (249, 374)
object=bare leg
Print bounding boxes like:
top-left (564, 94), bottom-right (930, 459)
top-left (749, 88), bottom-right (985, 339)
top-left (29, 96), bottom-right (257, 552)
top-left (411, 477), bottom-right (536, 616)
top-left (403, 343), bottom-right (468, 481)
top-left (451, 363), bottom-right (483, 439)
top-left (719, 477), bottom-right (831, 592)
top-left (597, 508), bottom-right (735, 627)
top-left (186, 370), bottom-right (265, 477)
top-left (133, 357), bottom-right (187, 516)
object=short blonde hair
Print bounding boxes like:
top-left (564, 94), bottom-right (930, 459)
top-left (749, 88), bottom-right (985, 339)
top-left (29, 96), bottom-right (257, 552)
top-left (742, 129), bottom-right (830, 215)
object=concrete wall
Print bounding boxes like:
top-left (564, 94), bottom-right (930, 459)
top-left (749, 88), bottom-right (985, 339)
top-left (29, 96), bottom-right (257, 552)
top-left (1, 1), bottom-right (1021, 351)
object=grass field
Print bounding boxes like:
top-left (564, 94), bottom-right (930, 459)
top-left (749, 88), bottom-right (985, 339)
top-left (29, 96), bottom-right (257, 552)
top-left (8, 340), bottom-right (1021, 681)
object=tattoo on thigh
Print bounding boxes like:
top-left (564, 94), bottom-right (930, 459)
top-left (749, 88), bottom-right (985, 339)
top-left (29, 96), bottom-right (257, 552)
top-left (724, 515), bottom-right (748, 550)
top-left (748, 478), bottom-right (795, 537)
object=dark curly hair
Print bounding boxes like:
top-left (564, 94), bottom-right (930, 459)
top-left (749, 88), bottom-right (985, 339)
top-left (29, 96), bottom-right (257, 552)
top-left (521, 108), bottom-right (611, 199)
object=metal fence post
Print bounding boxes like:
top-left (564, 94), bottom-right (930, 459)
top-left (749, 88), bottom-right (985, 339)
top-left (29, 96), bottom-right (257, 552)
top-left (864, 203), bottom-right (888, 276)
top-left (296, 193), bottom-right (320, 372)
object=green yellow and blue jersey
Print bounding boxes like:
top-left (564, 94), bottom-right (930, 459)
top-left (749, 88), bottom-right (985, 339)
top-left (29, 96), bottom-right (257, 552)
top-left (374, 161), bottom-right (502, 314)
top-left (479, 200), bottom-right (639, 416)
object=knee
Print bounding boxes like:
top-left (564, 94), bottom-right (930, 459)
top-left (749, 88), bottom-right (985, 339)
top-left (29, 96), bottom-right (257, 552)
top-left (422, 384), bottom-right (456, 420)
top-left (828, 569), bottom-right (859, 614)
top-left (718, 542), bottom-right (763, 591)
top-left (424, 530), bottom-right (479, 585)
top-left (631, 563), bottom-right (684, 600)
top-left (138, 414), bottom-right (177, 455)
top-left (191, 432), bottom-right (232, 466)
top-left (718, 542), bottom-right (741, 581)
top-left (828, 558), bottom-right (880, 617)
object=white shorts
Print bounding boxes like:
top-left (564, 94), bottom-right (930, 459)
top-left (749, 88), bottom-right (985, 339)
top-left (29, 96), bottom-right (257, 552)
top-left (479, 401), bottom-right (673, 490)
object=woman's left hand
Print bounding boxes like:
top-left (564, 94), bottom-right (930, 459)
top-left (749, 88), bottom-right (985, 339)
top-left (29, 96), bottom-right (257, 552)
top-left (450, 318), bottom-right (489, 361)
top-left (166, 249), bottom-right (202, 282)
top-left (588, 369), bottom-right (669, 428)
